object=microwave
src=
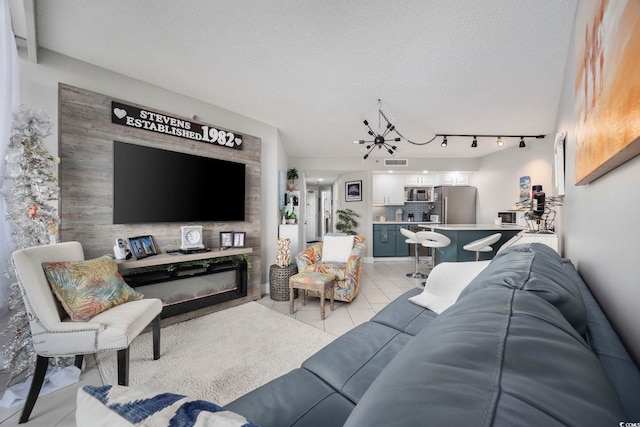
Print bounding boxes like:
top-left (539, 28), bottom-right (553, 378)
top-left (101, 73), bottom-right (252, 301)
top-left (497, 211), bottom-right (518, 224)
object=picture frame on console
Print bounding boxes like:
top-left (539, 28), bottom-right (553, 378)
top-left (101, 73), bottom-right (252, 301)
top-left (220, 231), bottom-right (233, 249)
top-left (139, 235), bottom-right (158, 256)
top-left (233, 232), bottom-right (246, 248)
top-left (128, 237), bottom-right (147, 259)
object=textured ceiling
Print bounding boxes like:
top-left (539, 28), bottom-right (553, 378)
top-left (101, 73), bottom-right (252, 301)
top-left (22, 0), bottom-right (577, 161)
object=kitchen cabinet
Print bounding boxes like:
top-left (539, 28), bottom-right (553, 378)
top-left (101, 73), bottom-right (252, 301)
top-left (373, 224), bottom-right (397, 257)
top-left (436, 173), bottom-right (471, 186)
top-left (373, 224), bottom-right (410, 257)
top-left (372, 174), bottom-right (405, 205)
top-left (404, 174), bottom-right (434, 187)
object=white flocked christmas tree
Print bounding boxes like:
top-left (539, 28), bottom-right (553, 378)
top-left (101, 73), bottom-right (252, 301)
top-left (1, 105), bottom-right (62, 385)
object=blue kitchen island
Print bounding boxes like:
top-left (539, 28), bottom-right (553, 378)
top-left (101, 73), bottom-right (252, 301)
top-left (423, 224), bottom-right (523, 264)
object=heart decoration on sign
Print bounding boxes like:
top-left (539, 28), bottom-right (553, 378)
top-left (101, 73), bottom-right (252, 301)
top-left (113, 108), bottom-right (127, 119)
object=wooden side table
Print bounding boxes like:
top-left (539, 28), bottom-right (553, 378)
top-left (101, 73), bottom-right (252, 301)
top-left (289, 272), bottom-right (336, 320)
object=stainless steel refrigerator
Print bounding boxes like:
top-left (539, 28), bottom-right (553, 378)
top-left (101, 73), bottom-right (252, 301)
top-left (432, 186), bottom-right (476, 224)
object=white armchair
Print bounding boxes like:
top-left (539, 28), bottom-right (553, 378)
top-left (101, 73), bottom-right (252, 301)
top-left (11, 241), bottom-right (163, 423)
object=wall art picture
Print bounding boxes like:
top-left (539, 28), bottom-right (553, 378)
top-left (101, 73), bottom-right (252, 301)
top-left (519, 176), bottom-right (531, 201)
top-left (574, 0), bottom-right (640, 185)
top-left (345, 180), bottom-right (362, 202)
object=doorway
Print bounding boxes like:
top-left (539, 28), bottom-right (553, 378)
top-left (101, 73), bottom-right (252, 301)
top-left (306, 189), bottom-right (318, 242)
top-left (320, 187), bottom-right (333, 238)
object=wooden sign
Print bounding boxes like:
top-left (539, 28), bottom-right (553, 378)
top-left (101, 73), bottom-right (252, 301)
top-left (111, 101), bottom-right (243, 150)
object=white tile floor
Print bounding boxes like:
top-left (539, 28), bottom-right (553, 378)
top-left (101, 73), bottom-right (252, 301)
top-left (0, 259), bottom-right (426, 426)
top-left (258, 259), bottom-right (426, 337)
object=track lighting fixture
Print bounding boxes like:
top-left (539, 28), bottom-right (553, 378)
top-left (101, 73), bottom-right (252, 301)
top-left (353, 100), bottom-right (544, 159)
top-left (434, 134), bottom-right (542, 149)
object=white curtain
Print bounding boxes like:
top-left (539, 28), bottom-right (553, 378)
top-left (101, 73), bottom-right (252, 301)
top-left (1, 0), bottom-right (20, 315)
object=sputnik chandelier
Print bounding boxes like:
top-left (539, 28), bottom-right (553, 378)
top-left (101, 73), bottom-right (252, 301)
top-left (353, 99), bottom-right (545, 160)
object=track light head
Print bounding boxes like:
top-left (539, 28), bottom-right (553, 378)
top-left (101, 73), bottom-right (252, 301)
top-left (519, 137), bottom-right (526, 148)
top-left (441, 136), bottom-right (448, 147)
top-left (496, 137), bottom-right (504, 148)
top-left (471, 136), bottom-right (478, 148)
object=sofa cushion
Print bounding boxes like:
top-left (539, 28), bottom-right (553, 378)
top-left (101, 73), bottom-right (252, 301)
top-left (299, 263), bottom-right (347, 281)
top-left (302, 321), bottom-right (412, 404)
top-left (561, 259), bottom-right (640, 419)
top-left (344, 286), bottom-right (626, 427)
top-left (225, 368), bottom-right (354, 427)
top-left (458, 243), bottom-right (588, 337)
top-left (42, 256), bottom-right (143, 321)
top-left (370, 287), bottom-right (437, 336)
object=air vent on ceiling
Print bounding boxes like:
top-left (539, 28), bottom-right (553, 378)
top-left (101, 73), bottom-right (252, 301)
top-left (384, 158), bottom-right (408, 167)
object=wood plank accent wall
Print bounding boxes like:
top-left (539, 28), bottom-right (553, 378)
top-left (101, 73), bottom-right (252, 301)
top-left (58, 83), bottom-right (262, 305)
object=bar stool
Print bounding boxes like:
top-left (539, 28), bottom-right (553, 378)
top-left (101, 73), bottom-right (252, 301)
top-left (420, 231), bottom-right (451, 273)
top-left (463, 233), bottom-right (502, 261)
top-left (400, 228), bottom-right (429, 279)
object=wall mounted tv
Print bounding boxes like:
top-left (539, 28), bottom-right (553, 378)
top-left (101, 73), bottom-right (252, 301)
top-left (113, 141), bottom-right (245, 224)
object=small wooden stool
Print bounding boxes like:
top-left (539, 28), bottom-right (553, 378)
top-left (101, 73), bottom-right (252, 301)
top-left (289, 272), bottom-right (336, 320)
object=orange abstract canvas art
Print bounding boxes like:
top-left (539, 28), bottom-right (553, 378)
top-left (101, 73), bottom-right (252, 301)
top-left (574, 0), bottom-right (640, 185)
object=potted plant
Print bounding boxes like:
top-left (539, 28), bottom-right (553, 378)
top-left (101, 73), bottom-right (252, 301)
top-left (287, 168), bottom-right (298, 191)
top-left (335, 208), bottom-right (360, 235)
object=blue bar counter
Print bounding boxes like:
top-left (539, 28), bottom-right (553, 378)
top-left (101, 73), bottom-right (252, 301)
top-left (420, 224), bottom-right (524, 264)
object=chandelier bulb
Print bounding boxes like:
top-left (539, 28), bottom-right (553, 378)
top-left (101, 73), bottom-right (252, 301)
top-left (441, 136), bottom-right (448, 147)
top-left (496, 137), bottom-right (504, 148)
top-left (519, 137), bottom-right (526, 148)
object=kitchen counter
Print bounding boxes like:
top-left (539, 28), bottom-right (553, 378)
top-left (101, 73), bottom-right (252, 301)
top-left (421, 224), bottom-right (522, 264)
top-left (372, 221), bottom-right (441, 225)
top-left (426, 223), bottom-right (524, 231)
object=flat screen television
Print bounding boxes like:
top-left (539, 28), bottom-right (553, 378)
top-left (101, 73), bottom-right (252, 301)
top-left (113, 141), bottom-right (245, 224)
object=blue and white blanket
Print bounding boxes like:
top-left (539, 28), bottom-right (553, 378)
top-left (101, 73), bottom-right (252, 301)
top-left (77, 385), bottom-right (259, 427)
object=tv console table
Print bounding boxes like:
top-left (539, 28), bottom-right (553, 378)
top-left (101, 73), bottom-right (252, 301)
top-left (117, 248), bottom-right (253, 318)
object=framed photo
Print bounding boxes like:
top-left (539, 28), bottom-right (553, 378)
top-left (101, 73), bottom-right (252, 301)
top-left (285, 191), bottom-right (300, 206)
top-left (139, 235), bottom-right (158, 256)
top-left (345, 180), bottom-right (362, 202)
top-left (128, 237), bottom-right (147, 259)
top-left (220, 231), bottom-right (233, 249)
top-left (233, 232), bottom-right (246, 247)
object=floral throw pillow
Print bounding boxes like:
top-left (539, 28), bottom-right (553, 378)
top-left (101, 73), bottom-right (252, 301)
top-left (42, 256), bottom-right (143, 322)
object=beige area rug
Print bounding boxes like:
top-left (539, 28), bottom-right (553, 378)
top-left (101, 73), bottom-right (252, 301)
top-left (96, 302), bottom-right (335, 405)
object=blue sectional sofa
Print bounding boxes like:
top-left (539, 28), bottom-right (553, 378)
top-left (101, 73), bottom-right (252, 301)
top-left (78, 244), bottom-right (640, 426)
